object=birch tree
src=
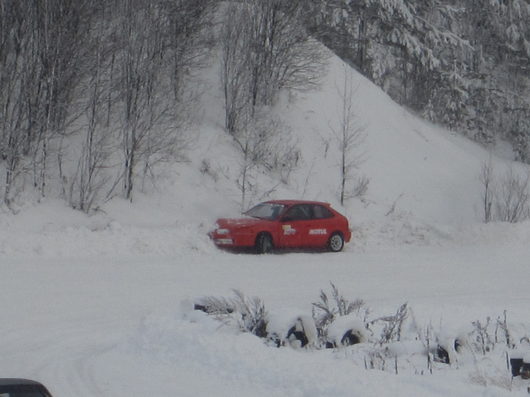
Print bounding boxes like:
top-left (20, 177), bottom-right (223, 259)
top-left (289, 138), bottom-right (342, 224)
top-left (331, 68), bottom-right (366, 205)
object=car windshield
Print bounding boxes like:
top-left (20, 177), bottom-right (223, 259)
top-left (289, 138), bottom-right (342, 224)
top-left (245, 203), bottom-right (285, 220)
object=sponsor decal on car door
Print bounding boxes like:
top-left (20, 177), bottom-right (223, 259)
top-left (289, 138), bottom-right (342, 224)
top-left (306, 204), bottom-right (335, 246)
top-left (280, 222), bottom-right (301, 247)
top-left (279, 204), bottom-right (310, 247)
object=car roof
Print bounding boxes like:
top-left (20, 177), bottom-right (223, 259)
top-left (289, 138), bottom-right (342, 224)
top-left (0, 379), bottom-right (44, 387)
top-left (265, 199), bottom-right (331, 206)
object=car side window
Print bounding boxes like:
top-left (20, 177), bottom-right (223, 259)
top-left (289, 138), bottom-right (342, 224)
top-left (312, 205), bottom-right (333, 219)
top-left (282, 205), bottom-right (311, 221)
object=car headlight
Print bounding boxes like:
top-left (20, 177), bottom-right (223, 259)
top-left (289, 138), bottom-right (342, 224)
top-left (216, 228), bottom-right (230, 235)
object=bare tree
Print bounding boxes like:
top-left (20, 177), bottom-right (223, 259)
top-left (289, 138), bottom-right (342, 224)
top-left (220, 0), bottom-right (324, 208)
top-left (245, 0), bottom-right (326, 109)
top-left (0, 2), bottom-right (30, 206)
top-left (479, 161), bottom-right (530, 223)
top-left (494, 167), bottom-right (530, 223)
top-left (0, 0), bottom-right (92, 207)
top-left (67, 32), bottom-right (112, 213)
top-left (479, 159), bottom-right (494, 223)
top-left (220, 3), bottom-right (252, 135)
top-left (113, 0), bottom-right (196, 201)
top-left (30, 0), bottom-right (91, 197)
top-left (220, 0), bottom-right (327, 133)
top-left (330, 67), bottom-right (366, 205)
top-left (234, 111), bottom-right (299, 210)
top-left (1, 0), bottom-right (213, 209)
top-left (163, 0), bottom-right (216, 102)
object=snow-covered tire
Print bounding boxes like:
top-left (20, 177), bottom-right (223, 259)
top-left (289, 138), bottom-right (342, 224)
top-left (326, 316), bottom-right (366, 348)
top-left (341, 329), bottom-right (362, 346)
top-left (256, 233), bottom-right (273, 254)
top-left (328, 232), bottom-right (344, 252)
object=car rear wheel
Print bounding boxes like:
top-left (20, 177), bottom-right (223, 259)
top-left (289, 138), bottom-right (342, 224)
top-left (256, 233), bottom-right (273, 254)
top-left (328, 232), bottom-right (344, 252)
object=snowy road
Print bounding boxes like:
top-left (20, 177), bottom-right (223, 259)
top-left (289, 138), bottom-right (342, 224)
top-left (1, 236), bottom-right (529, 396)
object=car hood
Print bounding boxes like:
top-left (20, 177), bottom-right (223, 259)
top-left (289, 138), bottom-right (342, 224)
top-left (216, 217), bottom-right (269, 229)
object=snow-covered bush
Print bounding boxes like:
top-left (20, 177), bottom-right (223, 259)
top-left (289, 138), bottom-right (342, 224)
top-left (370, 303), bottom-right (409, 345)
top-left (193, 287), bottom-right (530, 392)
top-left (195, 292), bottom-right (319, 349)
top-left (470, 317), bottom-right (495, 355)
top-left (312, 282), bottom-right (367, 347)
top-left (195, 290), bottom-right (268, 337)
top-left (312, 284), bottom-right (412, 349)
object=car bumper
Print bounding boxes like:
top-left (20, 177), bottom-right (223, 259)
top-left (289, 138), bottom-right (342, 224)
top-left (209, 231), bottom-right (255, 248)
top-left (213, 238), bottom-right (234, 245)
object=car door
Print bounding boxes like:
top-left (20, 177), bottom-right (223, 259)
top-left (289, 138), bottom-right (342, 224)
top-left (306, 204), bottom-right (335, 247)
top-left (278, 204), bottom-right (312, 248)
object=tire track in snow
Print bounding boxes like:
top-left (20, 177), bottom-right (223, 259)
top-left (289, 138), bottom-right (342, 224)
top-left (0, 320), bottom-right (122, 397)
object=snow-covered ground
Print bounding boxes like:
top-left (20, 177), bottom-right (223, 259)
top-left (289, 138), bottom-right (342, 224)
top-left (2, 227), bottom-right (530, 396)
top-left (1, 49), bottom-right (530, 396)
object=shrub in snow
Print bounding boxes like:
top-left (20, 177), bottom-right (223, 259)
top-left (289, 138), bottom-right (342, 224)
top-left (494, 310), bottom-right (514, 349)
top-left (195, 291), bottom-right (318, 349)
top-left (470, 317), bottom-right (495, 355)
top-left (312, 282), bottom-right (366, 346)
top-left (370, 302), bottom-right (409, 345)
top-left (312, 284), bottom-right (415, 350)
top-left (193, 287), bottom-right (530, 391)
top-left (194, 296), bottom-right (235, 315)
top-left (231, 290), bottom-right (268, 338)
top-left (194, 290), bottom-right (268, 337)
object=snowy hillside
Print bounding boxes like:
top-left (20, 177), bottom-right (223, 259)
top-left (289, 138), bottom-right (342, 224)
top-left (1, 50), bottom-right (523, 256)
top-left (2, 45), bottom-right (530, 397)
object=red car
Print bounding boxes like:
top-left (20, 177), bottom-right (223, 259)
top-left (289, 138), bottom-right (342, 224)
top-left (210, 200), bottom-right (351, 253)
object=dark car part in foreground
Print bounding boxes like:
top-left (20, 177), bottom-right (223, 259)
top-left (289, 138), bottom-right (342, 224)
top-left (0, 379), bottom-right (53, 397)
top-left (210, 200), bottom-right (352, 253)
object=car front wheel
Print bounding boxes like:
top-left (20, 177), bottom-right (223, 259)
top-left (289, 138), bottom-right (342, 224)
top-left (256, 233), bottom-right (273, 254)
top-left (328, 232), bottom-right (344, 252)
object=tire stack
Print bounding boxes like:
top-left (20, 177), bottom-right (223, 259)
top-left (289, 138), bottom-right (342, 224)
top-left (510, 352), bottom-right (530, 379)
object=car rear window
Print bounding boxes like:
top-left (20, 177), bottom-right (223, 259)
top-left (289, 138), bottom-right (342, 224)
top-left (312, 205), bottom-right (333, 219)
